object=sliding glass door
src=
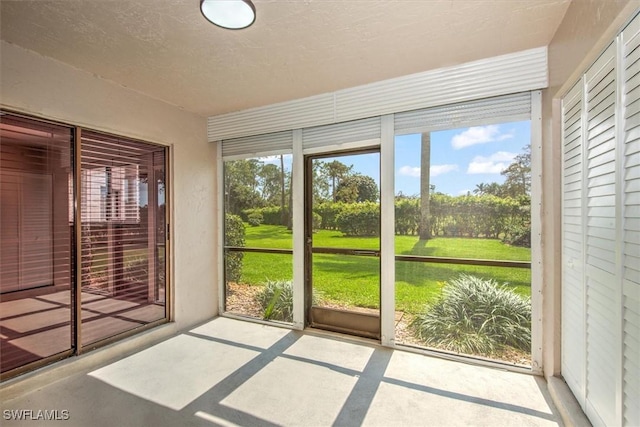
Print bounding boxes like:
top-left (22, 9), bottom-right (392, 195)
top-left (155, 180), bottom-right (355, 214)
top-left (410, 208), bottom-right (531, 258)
top-left (0, 112), bottom-right (169, 378)
top-left (79, 131), bottom-right (167, 346)
top-left (0, 114), bottom-right (75, 373)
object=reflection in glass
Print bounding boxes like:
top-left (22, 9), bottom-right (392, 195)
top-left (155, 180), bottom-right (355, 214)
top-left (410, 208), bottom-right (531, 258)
top-left (80, 132), bottom-right (167, 346)
top-left (0, 114), bottom-right (74, 373)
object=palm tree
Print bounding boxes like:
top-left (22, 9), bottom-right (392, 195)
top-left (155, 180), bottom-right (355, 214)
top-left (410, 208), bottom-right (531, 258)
top-left (419, 132), bottom-right (431, 240)
top-left (474, 183), bottom-right (487, 195)
top-left (325, 160), bottom-right (352, 202)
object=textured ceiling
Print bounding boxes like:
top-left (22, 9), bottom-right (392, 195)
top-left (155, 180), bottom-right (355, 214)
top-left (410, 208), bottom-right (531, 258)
top-left (0, 0), bottom-right (571, 117)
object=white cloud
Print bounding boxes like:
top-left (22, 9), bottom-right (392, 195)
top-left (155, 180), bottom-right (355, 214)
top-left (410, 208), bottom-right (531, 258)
top-left (451, 125), bottom-right (515, 150)
top-left (458, 189), bottom-right (472, 196)
top-left (398, 166), bottom-right (421, 178)
top-left (467, 151), bottom-right (517, 174)
top-left (430, 164), bottom-right (459, 177)
top-left (399, 164), bottom-right (458, 178)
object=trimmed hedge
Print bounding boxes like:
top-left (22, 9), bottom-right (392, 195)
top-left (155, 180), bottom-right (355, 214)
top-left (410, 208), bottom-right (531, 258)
top-left (335, 202), bottom-right (379, 236)
top-left (243, 206), bottom-right (287, 226)
top-left (240, 194), bottom-right (530, 244)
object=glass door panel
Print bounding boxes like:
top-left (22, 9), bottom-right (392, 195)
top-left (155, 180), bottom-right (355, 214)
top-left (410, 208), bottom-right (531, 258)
top-left (0, 114), bottom-right (74, 375)
top-left (80, 131), bottom-right (167, 346)
top-left (305, 150), bottom-right (380, 339)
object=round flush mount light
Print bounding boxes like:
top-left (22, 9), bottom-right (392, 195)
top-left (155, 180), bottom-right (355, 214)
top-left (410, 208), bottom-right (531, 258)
top-left (200, 0), bottom-right (256, 30)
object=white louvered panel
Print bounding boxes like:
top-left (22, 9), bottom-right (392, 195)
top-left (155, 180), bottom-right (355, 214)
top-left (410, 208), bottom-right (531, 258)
top-left (623, 16), bottom-right (640, 426)
top-left (586, 235), bottom-right (616, 277)
top-left (207, 47), bottom-right (546, 141)
top-left (208, 94), bottom-right (334, 142)
top-left (564, 178), bottom-right (582, 194)
top-left (563, 202), bottom-right (581, 218)
top-left (589, 205), bottom-right (616, 218)
top-left (585, 271), bottom-right (618, 427)
top-left (623, 282), bottom-right (639, 427)
top-left (336, 48), bottom-right (546, 123)
top-left (302, 117), bottom-right (381, 152)
top-left (564, 234), bottom-right (583, 251)
top-left (564, 162), bottom-right (582, 179)
top-left (564, 148), bottom-right (581, 169)
top-left (586, 44), bottom-right (617, 277)
top-left (221, 130), bottom-right (293, 160)
top-left (393, 93), bottom-right (530, 135)
top-left (627, 107), bottom-right (640, 131)
top-left (583, 43), bottom-right (618, 427)
top-left (562, 79), bottom-right (586, 402)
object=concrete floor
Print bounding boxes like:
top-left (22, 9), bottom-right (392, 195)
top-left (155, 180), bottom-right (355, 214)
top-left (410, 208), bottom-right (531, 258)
top-left (1, 317), bottom-right (561, 426)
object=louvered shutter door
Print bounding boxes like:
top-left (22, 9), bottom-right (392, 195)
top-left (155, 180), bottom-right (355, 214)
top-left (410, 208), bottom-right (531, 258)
top-left (561, 14), bottom-right (640, 426)
top-left (221, 130), bottom-right (293, 160)
top-left (584, 43), bottom-right (618, 427)
top-left (302, 117), bottom-right (381, 153)
top-left (561, 80), bottom-right (586, 405)
top-left (394, 92), bottom-right (531, 135)
top-left (622, 17), bottom-right (640, 427)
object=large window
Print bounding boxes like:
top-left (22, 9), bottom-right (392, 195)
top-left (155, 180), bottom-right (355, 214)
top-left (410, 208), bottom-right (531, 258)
top-left (223, 155), bottom-right (293, 322)
top-left (393, 122), bottom-right (532, 365)
top-left (216, 92), bottom-right (539, 370)
top-left (0, 112), bottom-right (169, 378)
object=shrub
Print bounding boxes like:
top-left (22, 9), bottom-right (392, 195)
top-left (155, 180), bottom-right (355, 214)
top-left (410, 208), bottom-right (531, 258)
top-left (256, 280), bottom-right (294, 322)
top-left (502, 220), bottom-right (531, 247)
top-left (243, 206), bottom-right (287, 226)
top-left (335, 202), bottom-right (379, 236)
top-left (312, 211), bottom-right (322, 231)
top-left (225, 213), bottom-right (245, 283)
top-left (247, 211), bottom-right (263, 227)
top-left (411, 274), bottom-right (531, 356)
top-left (314, 202), bottom-right (345, 230)
top-left (256, 280), bottom-right (320, 322)
top-left (395, 198), bottom-right (420, 235)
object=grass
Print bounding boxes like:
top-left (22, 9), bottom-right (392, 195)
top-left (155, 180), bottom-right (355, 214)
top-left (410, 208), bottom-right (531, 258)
top-left (238, 224), bottom-right (531, 314)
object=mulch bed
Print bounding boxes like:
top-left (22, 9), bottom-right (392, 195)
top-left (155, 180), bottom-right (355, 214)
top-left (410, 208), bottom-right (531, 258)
top-left (225, 282), bottom-right (263, 318)
top-left (224, 281), bottom-right (531, 366)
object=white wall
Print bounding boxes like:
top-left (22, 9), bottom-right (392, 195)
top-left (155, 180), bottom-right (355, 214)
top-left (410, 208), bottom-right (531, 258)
top-left (0, 40), bottom-right (218, 329)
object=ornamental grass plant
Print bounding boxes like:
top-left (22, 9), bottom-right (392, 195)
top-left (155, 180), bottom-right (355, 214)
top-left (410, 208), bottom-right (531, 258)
top-left (411, 274), bottom-right (531, 356)
top-left (257, 280), bottom-right (294, 322)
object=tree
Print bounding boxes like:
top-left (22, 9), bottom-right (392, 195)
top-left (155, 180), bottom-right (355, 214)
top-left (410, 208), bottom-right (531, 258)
top-left (473, 183), bottom-right (487, 196)
top-left (258, 163), bottom-right (281, 205)
top-left (335, 174), bottom-right (379, 203)
top-left (224, 159), bottom-right (263, 215)
top-left (419, 132), bottom-right (431, 240)
top-left (484, 182), bottom-right (504, 197)
top-left (501, 145), bottom-right (531, 197)
top-left (312, 161), bottom-right (330, 204)
top-left (325, 160), bottom-right (353, 201)
top-left (279, 155), bottom-right (287, 226)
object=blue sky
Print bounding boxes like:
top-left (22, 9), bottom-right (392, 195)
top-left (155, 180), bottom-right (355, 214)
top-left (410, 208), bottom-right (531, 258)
top-left (394, 120), bottom-right (531, 196)
top-left (260, 120), bottom-right (531, 197)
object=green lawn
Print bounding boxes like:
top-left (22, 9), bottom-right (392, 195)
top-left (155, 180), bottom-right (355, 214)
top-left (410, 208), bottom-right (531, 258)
top-left (237, 224), bottom-right (531, 313)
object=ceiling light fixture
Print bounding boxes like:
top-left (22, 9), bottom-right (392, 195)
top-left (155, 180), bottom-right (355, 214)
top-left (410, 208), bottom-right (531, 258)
top-left (200, 0), bottom-right (256, 30)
